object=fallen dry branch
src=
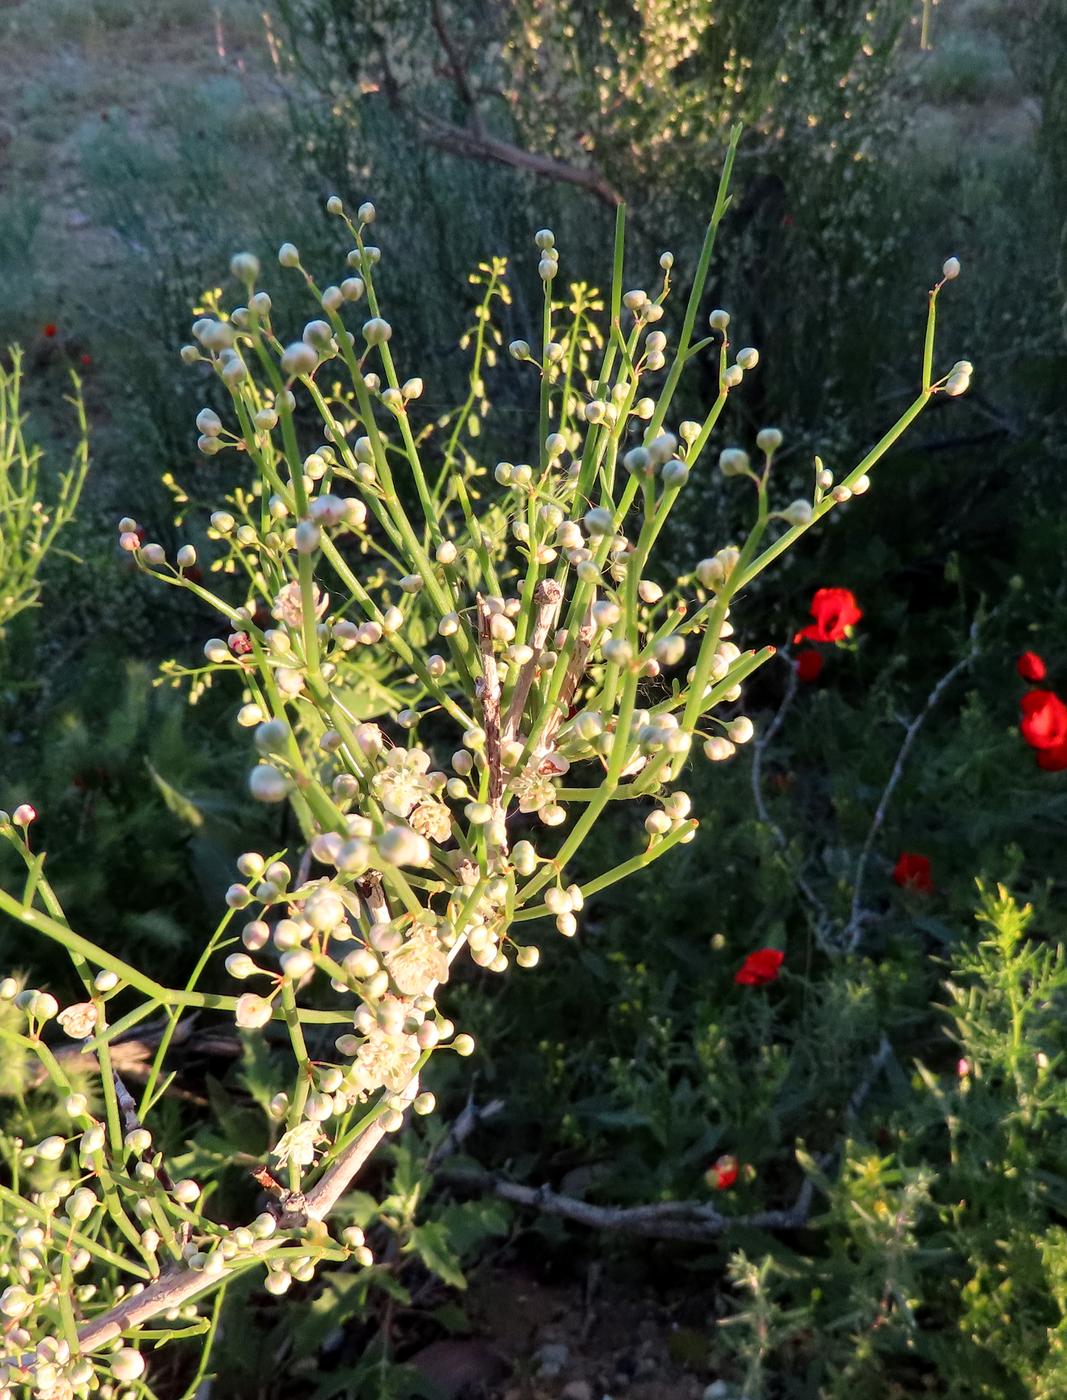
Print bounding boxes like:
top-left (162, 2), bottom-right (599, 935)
top-left (439, 1036), bottom-right (893, 1244)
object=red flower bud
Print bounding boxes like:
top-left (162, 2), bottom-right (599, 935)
top-left (1017, 651), bottom-right (1047, 682)
top-left (734, 948), bottom-right (784, 986)
top-left (893, 852), bottom-right (933, 893)
top-left (796, 649), bottom-right (824, 683)
top-left (43, 323), bottom-right (57, 338)
top-left (709, 1154), bottom-right (739, 1190)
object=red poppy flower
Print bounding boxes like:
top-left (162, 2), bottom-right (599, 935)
top-left (734, 948), bottom-right (784, 986)
top-left (1017, 651), bottom-right (1047, 682)
top-left (1020, 690), bottom-right (1067, 751)
top-left (1037, 742), bottom-right (1067, 773)
top-left (796, 650), bottom-right (824, 683)
top-left (43, 323), bottom-right (57, 338)
top-left (80, 353), bottom-right (92, 367)
top-left (793, 587), bottom-right (862, 644)
top-left (709, 1154), bottom-right (739, 1190)
top-left (893, 852), bottom-right (933, 894)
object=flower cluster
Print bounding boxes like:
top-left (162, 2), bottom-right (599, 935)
top-left (1017, 651), bottom-right (1067, 772)
top-left (0, 157), bottom-right (970, 1392)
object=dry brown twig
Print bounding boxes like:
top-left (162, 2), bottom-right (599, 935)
top-left (435, 1037), bottom-right (894, 1243)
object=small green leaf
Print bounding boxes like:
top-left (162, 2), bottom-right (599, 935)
top-left (408, 1221), bottom-right (467, 1291)
top-left (146, 759), bottom-right (205, 829)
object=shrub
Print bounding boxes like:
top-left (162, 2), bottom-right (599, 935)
top-left (0, 135), bottom-right (969, 1396)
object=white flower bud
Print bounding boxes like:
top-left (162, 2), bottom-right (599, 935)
top-left (719, 448), bottom-right (750, 477)
top-left (377, 826), bottom-right (431, 867)
top-left (944, 371), bottom-right (970, 397)
top-left (249, 765), bottom-right (289, 803)
top-left (662, 459), bottom-right (689, 489)
top-left (225, 953), bottom-right (257, 980)
top-left (111, 1350), bottom-right (146, 1383)
top-left (242, 921), bottom-right (270, 952)
top-left (538, 258), bottom-right (557, 281)
top-left (582, 506), bottom-right (612, 538)
top-left (1, 1287), bottom-right (33, 1319)
top-left (756, 427), bottom-right (783, 454)
top-left (281, 342), bottom-right (317, 377)
top-left (36, 1135), bottom-right (66, 1161)
top-left (942, 256), bottom-right (961, 280)
top-left (653, 634), bottom-right (686, 667)
top-left (358, 201), bottom-right (376, 224)
top-left (648, 432), bottom-right (677, 464)
top-left (296, 520), bottom-right (321, 554)
top-left (624, 446), bottom-right (651, 476)
top-left (782, 499), bottom-right (813, 527)
top-left (230, 251), bottom-right (260, 282)
top-left (727, 716), bottom-right (754, 744)
top-left (362, 317), bottom-right (392, 345)
top-left (703, 736), bottom-right (736, 762)
top-left (80, 1123), bottom-right (106, 1155)
top-left (603, 638), bottom-right (633, 666)
top-left (708, 308), bottom-right (730, 331)
top-left (278, 242), bottom-right (300, 267)
top-left (141, 542), bottom-right (165, 566)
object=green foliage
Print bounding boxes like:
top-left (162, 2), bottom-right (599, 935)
top-left (0, 659), bottom-right (261, 987)
top-left (0, 350), bottom-right (89, 639)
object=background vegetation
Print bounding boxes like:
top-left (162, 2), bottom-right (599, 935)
top-left (1, 0), bottom-right (1065, 1395)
